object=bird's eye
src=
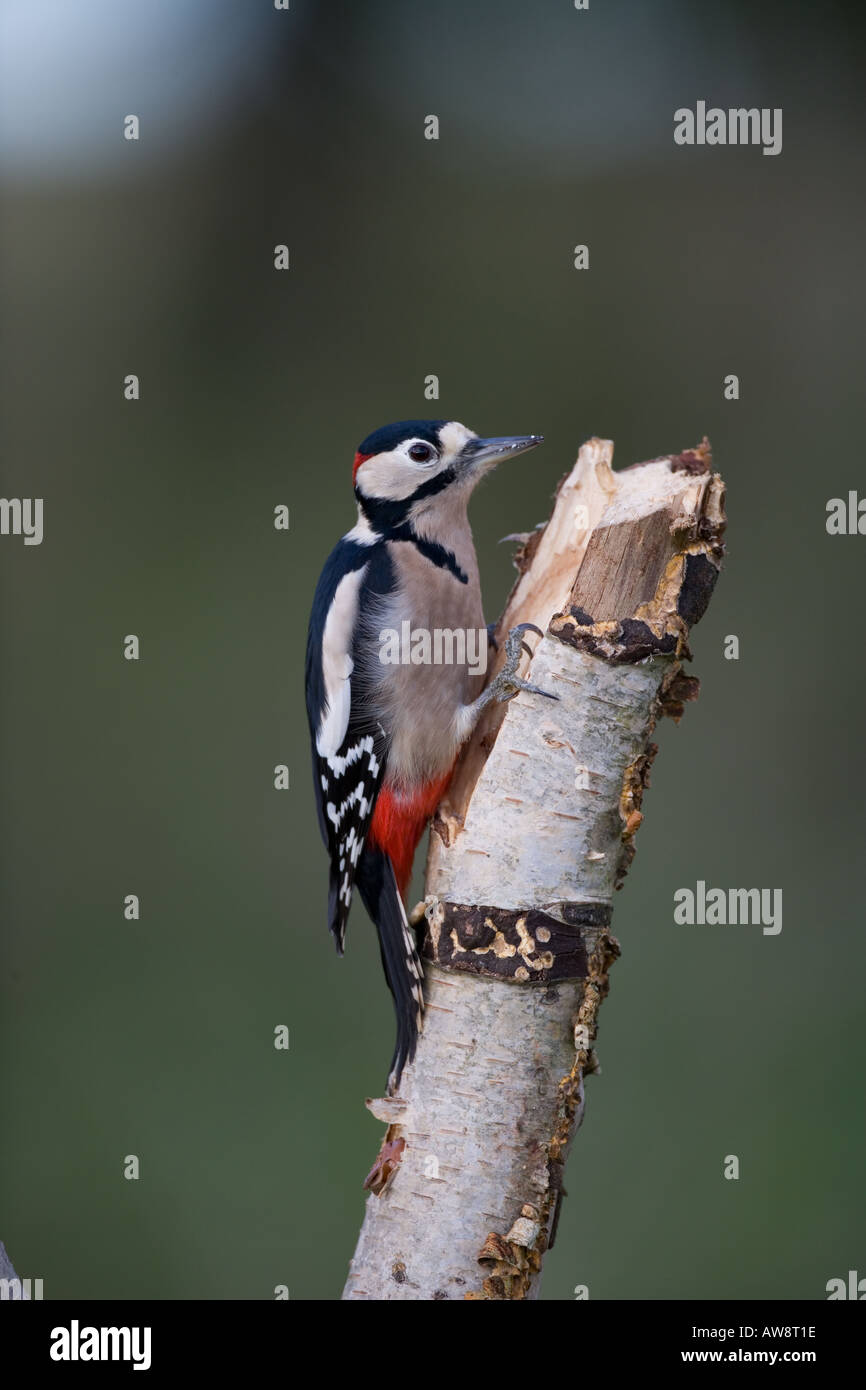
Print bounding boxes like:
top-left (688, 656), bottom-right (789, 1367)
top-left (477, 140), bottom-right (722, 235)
top-left (408, 443), bottom-right (435, 463)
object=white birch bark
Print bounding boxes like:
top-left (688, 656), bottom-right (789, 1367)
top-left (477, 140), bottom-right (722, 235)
top-left (343, 438), bottom-right (725, 1300)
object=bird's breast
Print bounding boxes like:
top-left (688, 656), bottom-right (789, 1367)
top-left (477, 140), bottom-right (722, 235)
top-left (361, 538), bottom-right (486, 788)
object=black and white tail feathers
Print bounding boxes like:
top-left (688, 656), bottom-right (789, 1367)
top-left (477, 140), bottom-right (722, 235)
top-left (355, 847), bottom-right (425, 1093)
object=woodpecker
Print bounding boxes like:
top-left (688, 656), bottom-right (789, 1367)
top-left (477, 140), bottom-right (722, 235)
top-left (305, 419), bottom-right (554, 1092)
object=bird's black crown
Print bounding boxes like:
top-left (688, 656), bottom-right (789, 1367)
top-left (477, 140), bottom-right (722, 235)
top-left (357, 419), bottom-right (446, 456)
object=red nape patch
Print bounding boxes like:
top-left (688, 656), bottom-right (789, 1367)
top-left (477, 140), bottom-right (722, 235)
top-left (352, 450), bottom-right (372, 483)
top-left (368, 770), bottom-right (454, 897)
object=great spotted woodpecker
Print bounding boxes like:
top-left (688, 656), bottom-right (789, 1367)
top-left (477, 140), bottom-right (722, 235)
top-left (305, 419), bottom-right (553, 1091)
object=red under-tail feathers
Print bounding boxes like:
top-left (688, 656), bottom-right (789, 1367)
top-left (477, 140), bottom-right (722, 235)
top-left (367, 771), bottom-right (454, 897)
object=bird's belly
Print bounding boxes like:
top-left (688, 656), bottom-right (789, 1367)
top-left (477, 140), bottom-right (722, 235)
top-left (363, 588), bottom-right (487, 790)
top-left (384, 658), bottom-right (484, 787)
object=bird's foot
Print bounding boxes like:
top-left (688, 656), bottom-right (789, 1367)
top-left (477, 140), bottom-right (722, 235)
top-left (484, 623), bottom-right (559, 704)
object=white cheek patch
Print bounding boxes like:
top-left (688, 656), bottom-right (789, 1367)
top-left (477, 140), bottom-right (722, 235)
top-left (357, 450), bottom-right (421, 501)
top-left (357, 433), bottom-right (465, 502)
top-left (316, 566), bottom-right (368, 758)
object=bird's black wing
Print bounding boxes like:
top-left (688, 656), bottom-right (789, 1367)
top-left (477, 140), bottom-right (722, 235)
top-left (306, 535), bottom-right (426, 1090)
top-left (305, 536), bottom-right (390, 951)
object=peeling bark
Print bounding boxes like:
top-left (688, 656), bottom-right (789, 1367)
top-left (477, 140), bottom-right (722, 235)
top-left (343, 438), bottom-right (726, 1300)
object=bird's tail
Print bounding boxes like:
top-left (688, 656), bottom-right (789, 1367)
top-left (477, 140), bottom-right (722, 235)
top-left (355, 846), bottom-right (425, 1093)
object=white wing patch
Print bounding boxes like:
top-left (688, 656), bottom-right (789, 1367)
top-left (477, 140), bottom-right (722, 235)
top-left (315, 565), bottom-right (368, 759)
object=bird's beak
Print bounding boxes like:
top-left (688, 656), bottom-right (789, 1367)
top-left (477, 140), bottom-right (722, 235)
top-left (459, 434), bottom-right (544, 476)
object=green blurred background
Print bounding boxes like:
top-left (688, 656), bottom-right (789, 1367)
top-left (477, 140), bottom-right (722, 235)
top-left (1, 0), bottom-right (864, 1300)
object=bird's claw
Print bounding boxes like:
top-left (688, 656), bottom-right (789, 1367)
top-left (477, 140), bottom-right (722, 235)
top-left (508, 621), bottom-right (548, 663)
top-left (487, 623), bottom-right (559, 704)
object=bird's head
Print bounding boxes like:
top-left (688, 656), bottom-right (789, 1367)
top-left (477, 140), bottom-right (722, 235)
top-left (352, 419), bottom-right (543, 530)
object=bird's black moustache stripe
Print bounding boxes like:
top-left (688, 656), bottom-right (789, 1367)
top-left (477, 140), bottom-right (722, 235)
top-left (354, 466), bottom-right (457, 531)
top-left (384, 523), bottom-right (468, 584)
top-left (354, 466), bottom-right (468, 583)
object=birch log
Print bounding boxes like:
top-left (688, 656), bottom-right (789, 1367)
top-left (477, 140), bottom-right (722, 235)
top-left (343, 437), bottom-right (726, 1301)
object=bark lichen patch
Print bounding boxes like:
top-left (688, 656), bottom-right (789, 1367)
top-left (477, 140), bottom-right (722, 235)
top-left (421, 902), bottom-right (590, 983)
top-left (657, 663), bottom-right (701, 722)
top-left (470, 1229), bottom-right (542, 1301)
top-left (615, 742), bottom-right (658, 887)
top-left (549, 609), bottom-right (681, 664)
top-left (619, 744), bottom-right (658, 843)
